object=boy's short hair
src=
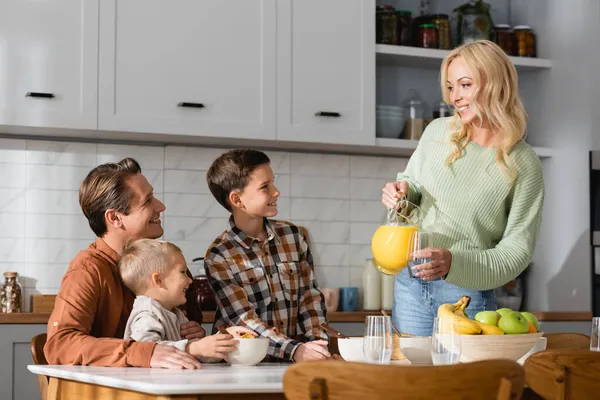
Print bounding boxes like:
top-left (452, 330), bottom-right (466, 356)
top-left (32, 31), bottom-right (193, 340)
top-left (206, 149), bottom-right (270, 212)
top-left (79, 157), bottom-right (142, 237)
top-left (119, 239), bottom-right (183, 295)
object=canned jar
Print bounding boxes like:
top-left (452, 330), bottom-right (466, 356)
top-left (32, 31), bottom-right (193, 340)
top-left (380, 5), bottom-right (398, 45)
top-left (492, 24), bottom-right (514, 56)
top-left (1, 272), bottom-right (22, 313)
top-left (431, 14), bottom-right (451, 50)
top-left (514, 25), bottom-right (536, 57)
top-left (395, 10), bottom-right (412, 46)
top-left (418, 23), bottom-right (438, 49)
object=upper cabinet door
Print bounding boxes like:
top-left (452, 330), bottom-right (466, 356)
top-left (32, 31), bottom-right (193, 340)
top-left (277, 0), bottom-right (375, 145)
top-left (0, 0), bottom-right (98, 129)
top-left (99, 0), bottom-right (276, 140)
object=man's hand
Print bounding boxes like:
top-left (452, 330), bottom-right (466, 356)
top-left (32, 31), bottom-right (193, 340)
top-left (293, 340), bottom-right (331, 362)
top-left (180, 321), bottom-right (206, 340)
top-left (150, 344), bottom-right (202, 369)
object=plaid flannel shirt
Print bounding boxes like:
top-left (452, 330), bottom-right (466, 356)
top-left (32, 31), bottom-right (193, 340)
top-left (204, 217), bottom-right (328, 361)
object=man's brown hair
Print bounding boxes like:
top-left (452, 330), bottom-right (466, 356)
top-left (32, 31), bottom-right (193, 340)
top-left (79, 157), bottom-right (142, 237)
top-left (206, 149), bottom-right (270, 212)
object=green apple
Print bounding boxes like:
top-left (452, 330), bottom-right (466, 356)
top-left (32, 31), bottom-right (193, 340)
top-left (474, 311), bottom-right (501, 326)
top-left (521, 312), bottom-right (539, 332)
top-left (498, 311), bottom-right (530, 334)
top-left (496, 308), bottom-right (514, 318)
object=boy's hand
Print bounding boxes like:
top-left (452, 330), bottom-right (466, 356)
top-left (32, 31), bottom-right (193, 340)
top-left (180, 321), bottom-right (206, 340)
top-left (150, 344), bottom-right (202, 369)
top-left (226, 326), bottom-right (258, 338)
top-left (293, 340), bottom-right (331, 362)
top-left (187, 333), bottom-right (239, 359)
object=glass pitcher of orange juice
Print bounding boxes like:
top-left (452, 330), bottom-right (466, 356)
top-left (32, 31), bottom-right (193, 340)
top-left (371, 198), bottom-right (423, 275)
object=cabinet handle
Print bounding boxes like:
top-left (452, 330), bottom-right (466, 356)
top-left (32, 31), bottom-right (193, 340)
top-left (26, 92), bottom-right (55, 99)
top-left (178, 102), bottom-right (205, 109)
top-left (315, 111), bottom-right (341, 117)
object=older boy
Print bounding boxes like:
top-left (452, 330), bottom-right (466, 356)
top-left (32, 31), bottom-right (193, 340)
top-left (205, 149), bottom-right (329, 362)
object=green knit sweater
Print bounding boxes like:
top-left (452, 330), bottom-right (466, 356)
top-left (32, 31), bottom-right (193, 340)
top-left (398, 117), bottom-right (545, 291)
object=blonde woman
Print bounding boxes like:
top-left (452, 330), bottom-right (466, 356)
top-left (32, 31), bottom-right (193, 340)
top-left (381, 40), bottom-right (544, 336)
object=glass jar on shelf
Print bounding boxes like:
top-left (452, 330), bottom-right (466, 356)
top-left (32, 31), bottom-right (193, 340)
top-left (402, 89), bottom-right (425, 141)
top-left (395, 10), bottom-right (413, 46)
top-left (380, 5), bottom-right (398, 45)
top-left (431, 14), bottom-right (451, 50)
top-left (514, 25), bottom-right (537, 57)
top-left (418, 23), bottom-right (438, 49)
top-left (454, 0), bottom-right (493, 44)
top-left (1, 272), bottom-right (22, 313)
top-left (433, 99), bottom-right (453, 119)
top-left (492, 24), bottom-right (515, 56)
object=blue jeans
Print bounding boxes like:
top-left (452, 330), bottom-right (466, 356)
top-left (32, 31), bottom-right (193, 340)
top-left (392, 268), bottom-right (497, 336)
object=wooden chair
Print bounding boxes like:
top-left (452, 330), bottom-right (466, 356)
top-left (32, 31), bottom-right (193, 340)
top-left (524, 349), bottom-right (600, 400)
top-left (283, 359), bottom-right (525, 400)
top-left (543, 333), bottom-right (590, 350)
top-left (30, 333), bottom-right (49, 400)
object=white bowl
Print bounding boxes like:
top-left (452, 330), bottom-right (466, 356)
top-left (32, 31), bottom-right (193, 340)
top-left (376, 116), bottom-right (405, 138)
top-left (225, 337), bottom-right (269, 367)
top-left (337, 337), bottom-right (368, 362)
top-left (399, 336), bottom-right (432, 365)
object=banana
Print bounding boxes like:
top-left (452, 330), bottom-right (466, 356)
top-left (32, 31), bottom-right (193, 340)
top-left (437, 296), bottom-right (481, 335)
top-left (474, 320), bottom-right (505, 335)
top-left (453, 296), bottom-right (503, 335)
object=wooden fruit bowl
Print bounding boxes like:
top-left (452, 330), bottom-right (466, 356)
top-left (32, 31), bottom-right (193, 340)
top-left (459, 332), bottom-right (544, 363)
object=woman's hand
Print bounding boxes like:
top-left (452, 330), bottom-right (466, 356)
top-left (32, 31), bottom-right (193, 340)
top-left (381, 181), bottom-right (409, 209)
top-left (411, 248), bottom-right (452, 280)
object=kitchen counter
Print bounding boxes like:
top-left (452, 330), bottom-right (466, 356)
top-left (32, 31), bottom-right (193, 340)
top-left (0, 311), bottom-right (593, 324)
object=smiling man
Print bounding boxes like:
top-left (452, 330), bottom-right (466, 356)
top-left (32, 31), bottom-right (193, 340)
top-left (44, 158), bottom-right (204, 369)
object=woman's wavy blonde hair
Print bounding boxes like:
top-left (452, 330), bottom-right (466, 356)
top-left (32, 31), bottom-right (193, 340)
top-left (440, 40), bottom-right (527, 182)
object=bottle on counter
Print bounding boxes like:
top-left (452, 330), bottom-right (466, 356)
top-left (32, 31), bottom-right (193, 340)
top-left (362, 259), bottom-right (381, 310)
top-left (380, 273), bottom-right (395, 311)
top-left (1, 272), bottom-right (22, 313)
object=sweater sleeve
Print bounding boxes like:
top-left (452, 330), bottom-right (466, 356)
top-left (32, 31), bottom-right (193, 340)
top-left (445, 153), bottom-right (545, 290)
top-left (127, 310), bottom-right (189, 352)
top-left (44, 265), bottom-right (156, 367)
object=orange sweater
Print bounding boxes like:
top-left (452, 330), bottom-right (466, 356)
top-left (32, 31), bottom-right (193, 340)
top-left (44, 238), bottom-right (155, 367)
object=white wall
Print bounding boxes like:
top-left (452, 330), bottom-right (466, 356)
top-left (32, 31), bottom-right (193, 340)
top-left (0, 137), bottom-right (407, 311)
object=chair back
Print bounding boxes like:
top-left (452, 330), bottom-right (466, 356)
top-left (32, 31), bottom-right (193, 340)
top-left (283, 359), bottom-right (525, 400)
top-left (524, 349), bottom-right (600, 400)
top-left (543, 332), bottom-right (590, 350)
top-left (30, 333), bottom-right (49, 400)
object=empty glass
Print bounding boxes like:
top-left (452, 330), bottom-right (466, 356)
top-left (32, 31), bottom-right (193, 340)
top-left (407, 231), bottom-right (439, 280)
top-left (431, 317), bottom-right (462, 365)
top-left (363, 316), bottom-right (393, 364)
top-left (591, 317), bottom-right (600, 352)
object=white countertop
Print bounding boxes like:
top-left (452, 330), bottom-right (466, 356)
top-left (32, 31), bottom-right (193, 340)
top-left (28, 363), bottom-right (289, 395)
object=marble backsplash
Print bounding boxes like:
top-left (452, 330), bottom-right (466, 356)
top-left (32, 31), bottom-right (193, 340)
top-left (0, 138), bottom-right (408, 311)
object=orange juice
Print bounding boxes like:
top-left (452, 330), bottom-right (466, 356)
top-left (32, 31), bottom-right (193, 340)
top-left (371, 225), bottom-right (418, 273)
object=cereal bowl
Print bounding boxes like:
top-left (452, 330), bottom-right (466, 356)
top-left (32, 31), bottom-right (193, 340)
top-left (225, 337), bottom-right (269, 366)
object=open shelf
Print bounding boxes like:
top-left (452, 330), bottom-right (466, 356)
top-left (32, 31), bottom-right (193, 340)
top-left (376, 44), bottom-right (553, 72)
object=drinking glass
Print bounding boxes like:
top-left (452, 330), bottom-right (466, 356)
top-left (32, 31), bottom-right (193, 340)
top-left (363, 316), bottom-right (393, 364)
top-left (431, 317), bottom-right (462, 365)
top-left (407, 231), bottom-right (437, 280)
top-left (591, 317), bottom-right (600, 352)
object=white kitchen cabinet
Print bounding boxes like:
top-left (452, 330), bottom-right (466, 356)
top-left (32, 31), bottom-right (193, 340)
top-left (98, 0), bottom-right (276, 140)
top-left (277, 0), bottom-right (375, 145)
top-left (0, 0), bottom-right (98, 130)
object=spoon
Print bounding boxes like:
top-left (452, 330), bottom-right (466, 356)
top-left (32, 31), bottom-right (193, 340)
top-left (320, 322), bottom-right (348, 339)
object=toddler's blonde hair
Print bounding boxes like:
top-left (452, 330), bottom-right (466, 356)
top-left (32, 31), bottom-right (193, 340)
top-left (119, 239), bottom-right (184, 295)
